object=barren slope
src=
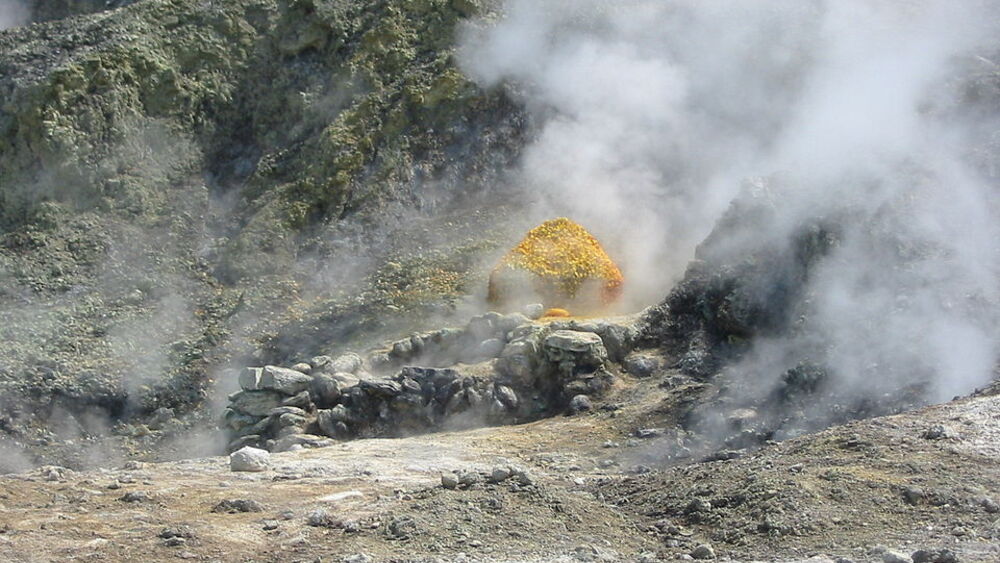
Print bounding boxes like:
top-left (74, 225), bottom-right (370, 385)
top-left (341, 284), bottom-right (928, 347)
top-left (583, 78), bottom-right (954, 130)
top-left (2, 372), bottom-right (997, 562)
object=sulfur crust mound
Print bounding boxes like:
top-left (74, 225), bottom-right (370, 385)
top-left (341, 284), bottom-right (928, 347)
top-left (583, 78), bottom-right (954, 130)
top-left (488, 218), bottom-right (623, 310)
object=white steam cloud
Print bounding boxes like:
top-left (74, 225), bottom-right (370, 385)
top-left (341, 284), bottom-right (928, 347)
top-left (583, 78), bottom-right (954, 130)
top-left (461, 1), bottom-right (1000, 401)
top-left (0, 0), bottom-right (29, 30)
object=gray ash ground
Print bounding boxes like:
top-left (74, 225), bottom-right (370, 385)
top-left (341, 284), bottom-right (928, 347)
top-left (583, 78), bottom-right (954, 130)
top-left (1, 346), bottom-right (997, 562)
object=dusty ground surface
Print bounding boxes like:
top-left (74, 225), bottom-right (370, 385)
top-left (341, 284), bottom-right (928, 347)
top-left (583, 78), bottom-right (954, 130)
top-left (1, 366), bottom-right (998, 562)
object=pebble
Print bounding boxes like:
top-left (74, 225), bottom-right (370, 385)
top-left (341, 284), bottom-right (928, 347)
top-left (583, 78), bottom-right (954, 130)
top-left (441, 473), bottom-right (459, 489)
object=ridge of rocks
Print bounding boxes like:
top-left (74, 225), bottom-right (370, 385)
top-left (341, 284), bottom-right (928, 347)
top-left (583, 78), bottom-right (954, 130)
top-left (223, 307), bottom-right (639, 452)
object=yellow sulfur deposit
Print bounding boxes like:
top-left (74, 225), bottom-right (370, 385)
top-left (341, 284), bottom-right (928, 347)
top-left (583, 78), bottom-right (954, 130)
top-left (488, 218), bottom-right (623, 310)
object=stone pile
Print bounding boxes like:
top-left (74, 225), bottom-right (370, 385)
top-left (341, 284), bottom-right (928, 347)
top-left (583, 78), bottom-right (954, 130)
top-left (222, 312), bottom-right (639, 453)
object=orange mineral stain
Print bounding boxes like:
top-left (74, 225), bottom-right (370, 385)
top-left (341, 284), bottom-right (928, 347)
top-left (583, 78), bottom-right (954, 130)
top-left (542, 308), bottom-right (571, 318)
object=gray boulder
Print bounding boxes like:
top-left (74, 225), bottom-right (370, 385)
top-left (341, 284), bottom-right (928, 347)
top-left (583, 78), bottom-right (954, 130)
top-left (493, 385), bottom-right (519, 409)
top-left (311, 374), bottom-right (342, 406)
top-left (222, 408), bottom-right (260, 431)
top-left (271, 433), bottom-right (335, 453)
top-left (496, 328), bottom-right (545, 385)
top-left (882, 551), bottom-right (913, 563)
top-left (496, 313), bottom-right (530, 335)
top-left (332, 372), bottom-right (361, 389)
top-left (568, 394), bottom-right (593, 414)
top-left (911, 549), bottom-right (957, 563)
top-left (524, 303), bottom-right (545, 320)
top-left (230, 446), bottom-right (270, 472)
top-left (227, 435), bottom-right (262, 453)
top-left (390, 338), bottom-right (414, 360)
top-left (317, 408), bottom-right (350, 438)
top-left (544, 330), bottom-right (607, 372)
top-left (268, 406), bottom-right (308, 417)
top-left (594, 323), bottom-right (635, 362)
top-left (691, 544), bottom-right (716, 560)
top-left (360, 379), bottom-right (403, 398)
top-left (239, 367), bottom-right (264, 391)
top-left (329, 353), bottom-right (364, 374)
top-left (623, 354), bottom-right (659, 378)
top-left (237, 415), bottom-right (274, 437)
top-left (259, 366), bottom-right (313, 395)
top-left (477, 338), bottom-right (506, 359)
top-left (281, 390), bottom-right (312, 409)
top-left (309, 355), bottom-right (333, 371)
top-left (230, 390), bottom-right (285, 417)
top-left (545, 330), bottom-right (605, 353)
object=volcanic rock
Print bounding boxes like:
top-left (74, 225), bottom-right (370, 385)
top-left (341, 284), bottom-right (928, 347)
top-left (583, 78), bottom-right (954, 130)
top-left (568, 394), bottom-right (593, 414)
top-left (230, 391), bottom-right (285, 417)
top-left (259, 366), bottom-right (313, 395)
top-left (229, 447), bottom-right (270, 472)
top-left (211, 499), bottom-right (264, 513)
top-left (544, 330), bottom-right (607, 371)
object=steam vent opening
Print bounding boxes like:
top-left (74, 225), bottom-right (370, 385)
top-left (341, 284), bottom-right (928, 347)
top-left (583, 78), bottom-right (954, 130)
top-left (488, 218), bottom-right (624, 315)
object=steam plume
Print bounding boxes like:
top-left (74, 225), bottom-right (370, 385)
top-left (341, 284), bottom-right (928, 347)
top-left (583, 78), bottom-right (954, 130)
top-left (0, 0), bottom-right (29, 30)
top-left (460, 1), bottom-right (1000, 402)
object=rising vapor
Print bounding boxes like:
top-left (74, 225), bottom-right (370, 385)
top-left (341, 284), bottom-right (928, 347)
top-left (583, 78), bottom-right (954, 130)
top-left (460, 0), bottom-right (1000, 404)
top-left (0, 0), bottom-right (29, 30)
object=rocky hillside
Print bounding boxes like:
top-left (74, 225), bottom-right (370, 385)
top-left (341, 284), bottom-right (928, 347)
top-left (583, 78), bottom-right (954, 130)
top-left (1, 2), bottom-right (999, 561)
top-left (0, 0), bottom-right (530, 465)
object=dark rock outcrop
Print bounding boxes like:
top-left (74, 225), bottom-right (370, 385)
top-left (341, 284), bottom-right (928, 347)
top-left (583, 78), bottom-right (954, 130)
top-left (640, 180), bottom-right (839, 377)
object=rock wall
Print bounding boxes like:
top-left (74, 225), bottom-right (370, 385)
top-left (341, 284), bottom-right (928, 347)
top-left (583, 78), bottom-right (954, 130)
top-left (223, 310), bottom-right (638, 452)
